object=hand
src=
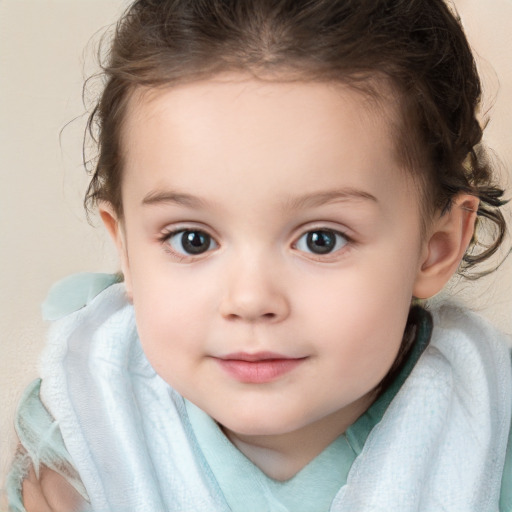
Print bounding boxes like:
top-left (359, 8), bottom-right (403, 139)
top-left (22, 464), bottom-right (86, 512)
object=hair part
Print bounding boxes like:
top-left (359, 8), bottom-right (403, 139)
top-left (84, 0), bottom-right (509, 277)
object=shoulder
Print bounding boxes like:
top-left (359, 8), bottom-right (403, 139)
top-left (38, 272), bottom-right (136, 394)
top-left (429, 302), bottom-right (512, 359)
top-left (41, 272), bottom-right (122, 321)
top-left (428, 302), bottom-right (512, 511)
top-left (430, 301), bottom-right (508, 336)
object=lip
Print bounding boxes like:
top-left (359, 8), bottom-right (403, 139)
top-left (215, 352), bottom-right (307, 383)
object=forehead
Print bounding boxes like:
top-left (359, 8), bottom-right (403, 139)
top-left (124, 76), bottom-right (399, 146)
top-left (120, 76), bottom-right (417, 216)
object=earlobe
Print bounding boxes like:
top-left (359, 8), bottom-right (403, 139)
top-left (99, 203), bottom-right (133, 299)
top-left (413, 194), bottom-right (479, 299)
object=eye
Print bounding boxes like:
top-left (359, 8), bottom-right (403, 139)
top-left (165, 229), bottom-right (218, 256)
top-left (295, 229), bottom-right (348, 255)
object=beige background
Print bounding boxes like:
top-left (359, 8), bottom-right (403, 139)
top-left (1, 0), bottom-right (511, 500)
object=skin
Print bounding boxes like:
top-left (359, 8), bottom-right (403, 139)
top-left (98, 75), bottom-right (478, 482)
top-left (21, 463), bottom-right (85, 512)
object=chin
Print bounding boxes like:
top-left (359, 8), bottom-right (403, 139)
top-left (216, 410), bottom-right (308, 438)
top-left (221, 422), bottom-right (293, 439)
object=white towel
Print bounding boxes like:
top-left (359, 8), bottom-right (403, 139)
top-left (333, 305), bottom-right (512, 511)
top-left (39, 283), bottom-right (512, 511)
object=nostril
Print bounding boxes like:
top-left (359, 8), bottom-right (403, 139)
top-left (224, 311), bottom-right (277, 321)
top-left (219, 290), bottom-right (290, 322)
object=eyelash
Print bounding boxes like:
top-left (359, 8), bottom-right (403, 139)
top-left (293, 229), bottom-right (351, 260)
top-left (158, 226), bottom-right (353, 261)
top-left (158, 228), bottom-right (219, 261)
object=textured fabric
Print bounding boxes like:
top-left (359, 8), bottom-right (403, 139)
top-left (186, 399), bottom-right (353, 512)
top-left (331, 305), bottom-right (512, 512)
top-left (501, 387), bottom-right (512, 511)
top-left (7, 274), bottom-right (512, 511)
top-left (41, 272), bottom-right (121, 321)
top-left (39, 283), bottom-right (229, 512)
top-left (6, 296), bottom-right (431, 512)
top-left (6, 448), bottom-right (31, 512)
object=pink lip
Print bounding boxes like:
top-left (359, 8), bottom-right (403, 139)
top-left (215, 352), bottom-right (307, 383)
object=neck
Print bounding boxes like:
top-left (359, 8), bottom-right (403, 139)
top-left (221, 391), bottom-right (375, 481)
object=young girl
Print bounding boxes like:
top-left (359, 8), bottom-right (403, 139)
top-left (7, 0), bottom-right (512, 510)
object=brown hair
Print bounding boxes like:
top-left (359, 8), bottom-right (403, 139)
top-left (84, 0), bottom-right (508, 277)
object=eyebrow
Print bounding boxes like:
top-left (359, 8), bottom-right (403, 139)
top-left (142, 190), bottom-right (210, 208)
top-left (141, 187), bottom-right (378, 210)
top-left (284, 188), bottom-right (378, 210)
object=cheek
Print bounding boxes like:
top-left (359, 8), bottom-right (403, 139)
top-left (294, 252), bottom-right (417, 377)
top-left (300, 258), bottom-right (415, 321)
top-left (305, 297), bottom-right (407, 401)
top-left (131, 259), bottom-right (213, 320)
top-left (129, 279), bottom-right (206, 377)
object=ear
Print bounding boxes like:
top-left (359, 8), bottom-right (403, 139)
top-left (413, 194), bottom-right (479, 299)
top-left (99, 203), bottom-right (133, 299)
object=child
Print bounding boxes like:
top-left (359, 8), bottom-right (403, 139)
top-left (7, 0), bottom-right (512, 510)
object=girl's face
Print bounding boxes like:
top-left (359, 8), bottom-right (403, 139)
top-left (112, 76), bottom-right (429, 444)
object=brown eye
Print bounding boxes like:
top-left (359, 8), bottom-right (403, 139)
top-left (167, 230), bottom-right (217, 255)
top-left (296, 229), bottom-right (347, 255)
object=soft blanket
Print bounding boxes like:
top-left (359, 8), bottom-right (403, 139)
top-left (37, 283), bottom-right (511, 511)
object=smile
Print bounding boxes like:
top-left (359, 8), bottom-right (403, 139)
top-left (215, 352), bottom-right (307, 383)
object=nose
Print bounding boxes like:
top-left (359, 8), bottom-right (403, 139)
top-left (219, 256), bottom-right (290, 323)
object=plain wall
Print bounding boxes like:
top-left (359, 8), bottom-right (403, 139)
top-left (1, 0), bottom-right (511, 500)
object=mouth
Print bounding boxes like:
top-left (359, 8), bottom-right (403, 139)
top-left (214, 352), bottom-right (308, 383)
